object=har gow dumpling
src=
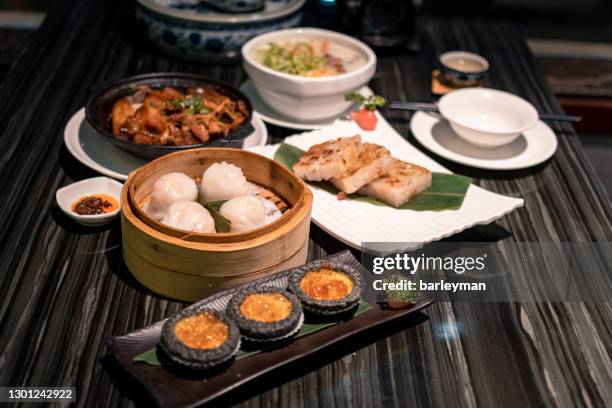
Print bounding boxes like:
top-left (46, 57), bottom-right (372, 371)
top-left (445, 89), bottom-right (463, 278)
top-left (219, 196), bottom-right (266, 233)
top-left (261, 198), bottom-right (282, 225)
top-left (200, 162), bottom-right (250, 202)
top-left (146, 172), bottom-right (198, 221)
top-left (161, 201), bottom-right (215, 233)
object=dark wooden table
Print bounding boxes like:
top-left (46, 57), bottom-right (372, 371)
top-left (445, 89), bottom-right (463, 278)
top-left (1, 1), bottom-right (611, 407)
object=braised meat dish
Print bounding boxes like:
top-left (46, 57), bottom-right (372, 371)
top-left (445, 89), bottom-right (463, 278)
top-left (110, 86), bottom-right (249, 146)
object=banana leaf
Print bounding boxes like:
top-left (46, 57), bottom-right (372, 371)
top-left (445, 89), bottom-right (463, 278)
top-left (133, 302), bottom-right (372, 366)
top-left (201, 200), bottom-right (230, 232)
top-left (274, 143), bottom-right (471, 211)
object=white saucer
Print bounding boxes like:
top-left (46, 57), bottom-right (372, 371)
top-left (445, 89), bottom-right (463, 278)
top-left (240, 80), bottom-right (373, 130)
top-left (410, 111), bottom-right (558, 170)
top-left (64, 108), bottom-right (268, 180)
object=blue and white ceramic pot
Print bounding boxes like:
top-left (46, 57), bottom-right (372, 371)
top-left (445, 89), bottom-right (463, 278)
top-left (135, 0), bottom-right (305, 61)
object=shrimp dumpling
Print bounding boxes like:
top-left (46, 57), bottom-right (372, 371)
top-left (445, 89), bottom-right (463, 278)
top-left (146, 172), bottom-right (198, 221)
top-left (200, 162), bottom-right (250, 202)
top-left (219, 196), bottom-right (266, 233)
top-left (161, 201), bottom-right (215, 233)
top-left (261, 198), bottom-right (282, 224)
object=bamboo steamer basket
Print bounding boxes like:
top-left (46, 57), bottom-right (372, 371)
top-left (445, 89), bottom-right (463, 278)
top-left (121, 147), bottom-right (313, 302)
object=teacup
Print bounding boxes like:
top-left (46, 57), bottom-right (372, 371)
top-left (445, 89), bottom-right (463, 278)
top-left (439, 51), bottom-right (489, 86)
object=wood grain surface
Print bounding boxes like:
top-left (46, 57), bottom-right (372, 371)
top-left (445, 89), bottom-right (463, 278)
top-left (0, 1), bottom-right (611, 407)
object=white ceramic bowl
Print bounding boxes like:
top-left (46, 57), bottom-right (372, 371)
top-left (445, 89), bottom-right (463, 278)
top-left (241, 27), bottom-right (377, 122)
top-left (56, 177), bottom-right (123, 226)
top-left (438, 88), bottom-right (538, 148)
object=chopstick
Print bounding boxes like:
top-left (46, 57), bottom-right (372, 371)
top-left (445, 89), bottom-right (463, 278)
top-left (389, 101), bottom-right (582, 123)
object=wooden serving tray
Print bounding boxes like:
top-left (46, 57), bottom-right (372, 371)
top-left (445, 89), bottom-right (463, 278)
top-left (107, 251), bottom-right (434, 407)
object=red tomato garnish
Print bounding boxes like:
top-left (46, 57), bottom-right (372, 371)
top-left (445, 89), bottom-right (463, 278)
top-left (351, 108), bottom-right (378, 131)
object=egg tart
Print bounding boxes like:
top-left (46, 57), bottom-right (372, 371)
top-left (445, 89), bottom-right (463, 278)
top-left (289, 261), bottom-right (363, 315)
top-left (227, 286), bottom-right (303, 341)
top-left (160, 307), bottom-right (240, 370)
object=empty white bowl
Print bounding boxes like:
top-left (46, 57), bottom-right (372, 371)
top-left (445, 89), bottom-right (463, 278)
top-left (241, 27), bottom-right (377, 122)
top-left (438, 88), bottom-right (538, 148)
top-left (56, 177), bottom-right (123, 226)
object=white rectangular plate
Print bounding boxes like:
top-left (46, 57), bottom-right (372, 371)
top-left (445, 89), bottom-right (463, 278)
top-left (249, 116), bottom-right (524, 251)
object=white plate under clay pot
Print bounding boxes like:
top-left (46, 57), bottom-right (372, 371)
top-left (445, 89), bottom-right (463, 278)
top-left (64, 108), bottom-right (268, 180)
top-left (410, 111), bottom-right (558, 170)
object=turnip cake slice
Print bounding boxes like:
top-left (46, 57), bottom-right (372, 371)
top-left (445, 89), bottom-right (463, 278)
top-left (292, 135), bottom-right (361, 181)
top-left (330, 143), bottom-right (393, 194)
top-left (358, 158), bottom-right (432, 207)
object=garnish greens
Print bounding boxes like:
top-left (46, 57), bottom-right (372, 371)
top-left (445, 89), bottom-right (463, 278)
top-left (167, 96), bottom-right (211, 115)
top-left (345, 92), bottom-right (386, 111)
top-left (383, 274), bottom-right (418, 304)
top-left (261, 42), bottom-right (327, 76)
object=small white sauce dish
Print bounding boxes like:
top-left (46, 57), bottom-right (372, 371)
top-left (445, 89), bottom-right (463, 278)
top-left (56, 177), bottom-right (123, 226)
top-left (438, 88), bottom-right (538, 148)
top-left (241, 27), bottom-right (377, 122)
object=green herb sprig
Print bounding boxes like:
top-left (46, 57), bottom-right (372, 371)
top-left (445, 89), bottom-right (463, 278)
top-left (168, 96), bottom-right (211, 115)
top-left (383, 274), bottom-right (418, 305)
top-left (345, 92), bottom-right (386, 111)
